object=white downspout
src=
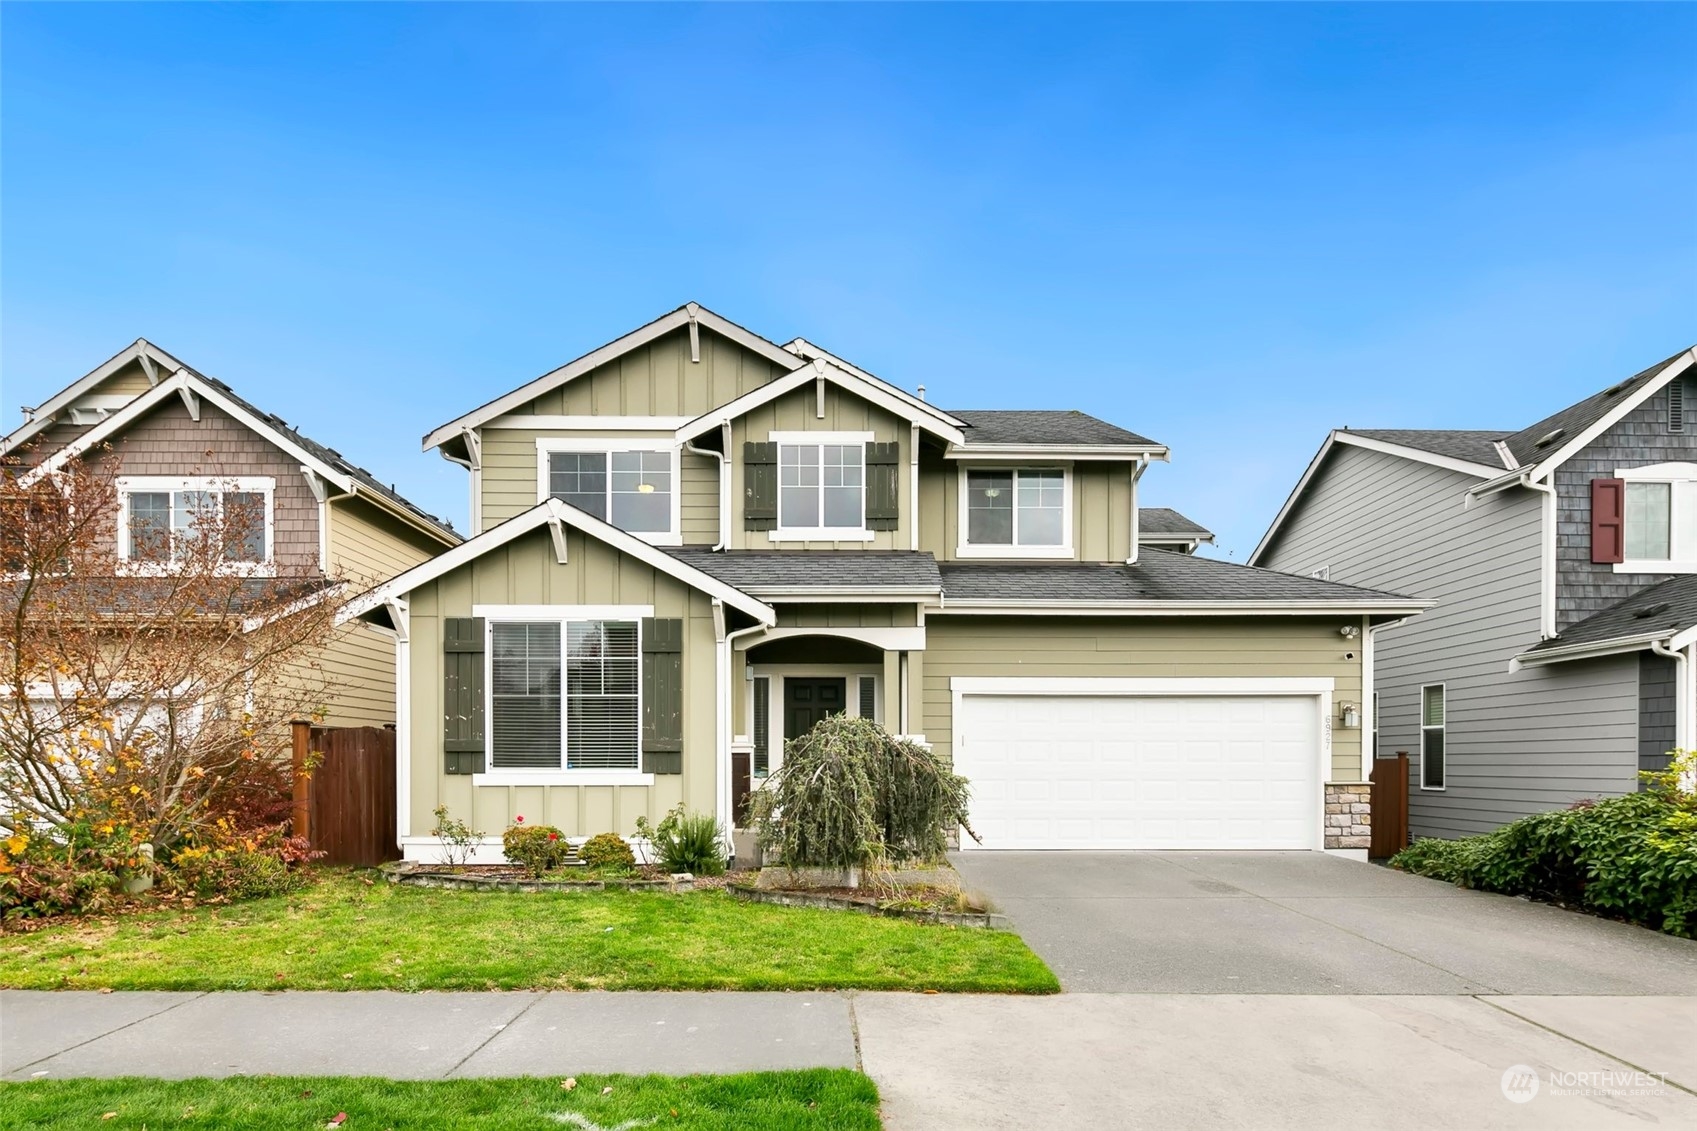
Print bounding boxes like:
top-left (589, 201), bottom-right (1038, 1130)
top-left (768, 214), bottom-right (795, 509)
top-left (715, 603), bottom-right (769, 842)
top-left (1521, 474), bottom-right (1558, 639)
top-left (909, 422), bottom-right (921, 552)
top-left (1125, 456), bottom-right (1148, 565)
top-left (684, 426), bottom-right (729, 552)
top-left (1651, 637), bottom-right (1690, 755)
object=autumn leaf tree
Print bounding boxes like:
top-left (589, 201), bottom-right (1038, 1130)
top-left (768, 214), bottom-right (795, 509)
top-left (0, 447), bottom-right (342, 861)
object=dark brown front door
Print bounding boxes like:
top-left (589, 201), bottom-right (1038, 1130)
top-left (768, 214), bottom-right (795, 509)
top-left (785, 677), bottom-right (846, 741)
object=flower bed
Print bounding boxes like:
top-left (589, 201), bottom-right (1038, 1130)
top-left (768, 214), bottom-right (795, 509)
top-left (381, 861), bottom-right (697, 893)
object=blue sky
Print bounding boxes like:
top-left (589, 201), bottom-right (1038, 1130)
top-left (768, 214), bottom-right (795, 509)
top-left (3, 3), bottom-right (1693, 558)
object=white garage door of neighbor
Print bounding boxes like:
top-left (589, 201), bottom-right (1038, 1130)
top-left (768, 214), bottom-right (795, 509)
top-left (955, 694), bottom-right (1320, 850)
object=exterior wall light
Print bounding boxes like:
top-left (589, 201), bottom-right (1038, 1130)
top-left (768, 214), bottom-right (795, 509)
top-left (1339, 702), bottom-right (1361, 729)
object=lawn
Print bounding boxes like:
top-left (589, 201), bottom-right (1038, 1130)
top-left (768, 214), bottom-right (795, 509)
top-left (0, 1071), bottom-right (880, 1130)
top-left (0, 871), bottom-right (1057, 992)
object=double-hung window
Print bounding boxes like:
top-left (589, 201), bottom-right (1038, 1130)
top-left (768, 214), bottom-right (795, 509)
top-left (489, 615), bottom-right (641, 774)
top-left (960, 468), bottom-right (1069, 556)
top-left (776, 436), bottom-right (867, 538)
top-left (117, 476), bottom-right (273, 573)
top-left (541, 442), bottom-right (677, 542)
top-left (1419, 684), bottom-right (1445, 790)
top-left (1621, 472), bottom-right (1697, 569)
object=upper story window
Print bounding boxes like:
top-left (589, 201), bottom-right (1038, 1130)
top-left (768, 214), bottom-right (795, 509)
top-left (958, 467), bottom-right (1071, 558)
top-left (1600, 464), bottom-right (1697, 573)
top-left (117, 476), bottom-right (273, 575)
top-left (538, 441), bottom-right (679, 545)
top-left (766, 431), bottom-right (875, 542)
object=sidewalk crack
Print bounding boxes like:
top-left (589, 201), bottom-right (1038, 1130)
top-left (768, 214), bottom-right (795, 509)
top-left (844, 992), bottom-right (864, 1073)
top-left (1474, 997), bottom-right (1697, 1098)
top-left (3, 991), bottom-right (209, 1077)
top-left (444, 992), bottom-right (546, 1079)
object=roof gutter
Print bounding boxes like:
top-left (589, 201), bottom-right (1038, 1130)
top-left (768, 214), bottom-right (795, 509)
top-left (927, 599), bottom-right (1431, 616)
top-left (1510, 630), bottom-right (1668, 670)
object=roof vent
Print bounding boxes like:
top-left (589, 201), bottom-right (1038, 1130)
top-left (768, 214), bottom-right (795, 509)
top-left (1534, 428), bottom-right (1565, 449)
top-left (1633, 602), bottom-right (1672, 619)
top-left (1603, 377), bottom-right (1635, 397)
top-left (1670, 379), bottom-right (1685, 433)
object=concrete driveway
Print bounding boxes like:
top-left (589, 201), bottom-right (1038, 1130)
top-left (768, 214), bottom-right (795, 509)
top-left (949, 850), bottom-right (1697, 993)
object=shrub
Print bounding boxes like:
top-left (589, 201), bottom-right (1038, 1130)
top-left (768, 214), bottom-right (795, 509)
top-left (430, 805), bottom-right (484, 867)
top-left (757, 714), bottom-right (976, 869)
top-left (501, 818), bottom-right (570, 876)
top-left (1392, 753), bottom-right (1697, 937)
top-left (580, 832), bottom-right (635, 872)
top-left (635, 803), bottom-right (726, 876)
top-left (165, 820), bottom-right (317, 902)
top-left (0, 817), bottom-right (141, 920)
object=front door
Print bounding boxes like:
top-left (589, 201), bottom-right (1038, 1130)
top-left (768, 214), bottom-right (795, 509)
top-left (785, 677), bottom-right (847, 741)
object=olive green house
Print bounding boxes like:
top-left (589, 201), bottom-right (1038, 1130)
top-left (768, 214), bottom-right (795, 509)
top-left (346, 304), bottom-right (1425, 863)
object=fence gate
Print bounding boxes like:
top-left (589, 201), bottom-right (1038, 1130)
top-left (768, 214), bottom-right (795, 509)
top-left (291, 722), bottom-right (400, 867)
top-left (1369, 753), bottom-right (1410, 859)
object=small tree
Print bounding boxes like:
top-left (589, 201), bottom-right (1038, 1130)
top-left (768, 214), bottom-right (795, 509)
top-left (757, 714), bottom-right (978, 868)
top-left (0, 448), bottom-right (342, 861)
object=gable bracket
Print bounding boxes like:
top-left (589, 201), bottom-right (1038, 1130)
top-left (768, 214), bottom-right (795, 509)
top-left (461, 427), bottom-right (483, 472)
top-left (137, 346), bottom-right (160, 387)
top-left (547, 515), bottom-right (569, 565)
top-left (687, 301), bottom-right (701, 363)
top-left (176, 375), bottom-right (201, 422)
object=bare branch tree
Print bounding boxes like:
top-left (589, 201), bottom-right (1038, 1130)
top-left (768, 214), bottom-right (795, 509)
top-left (0, 447), bottom-right (341, 851)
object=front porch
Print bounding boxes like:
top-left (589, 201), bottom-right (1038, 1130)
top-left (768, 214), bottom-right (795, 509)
top-left (730, 616), bottom-right (927, 829)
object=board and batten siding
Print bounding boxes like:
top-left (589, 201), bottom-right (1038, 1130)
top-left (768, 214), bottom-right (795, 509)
top-left (404, 525), bottom-right (719, 844)
top-left (915, 447), bottom-right (1136, 563)
top-left (727, 383), bottom-right (913, 550)
top-left (1259, 441), bottom-right (1640, 838)
top-left (1554, 379), bottom-right (1697, 630)
top-left (922, 616), bottom-right (1365, 782)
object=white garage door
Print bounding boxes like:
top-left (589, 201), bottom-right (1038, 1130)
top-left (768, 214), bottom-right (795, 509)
top-left (954, 693), bottom-right (1320, 850)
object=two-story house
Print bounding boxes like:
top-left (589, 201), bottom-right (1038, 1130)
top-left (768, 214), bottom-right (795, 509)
top-left (346, 303), bottom-right (1423, 863)
top-left (1253, 344), bottom-right (1697, 841)
top-left (3, 339), bottom-right (462, 726)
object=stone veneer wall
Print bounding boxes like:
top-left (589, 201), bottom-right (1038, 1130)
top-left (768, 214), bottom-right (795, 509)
top-left (1324, 782), bottom-right (1371, 850)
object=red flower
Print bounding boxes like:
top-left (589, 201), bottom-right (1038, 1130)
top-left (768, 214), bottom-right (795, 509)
top-left (548, 832), bottom-right (559, 841)
top-left (514, 815), bottom-right (524, 824)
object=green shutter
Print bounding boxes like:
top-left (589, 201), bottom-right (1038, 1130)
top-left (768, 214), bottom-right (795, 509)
top-left (744, 442), bottom-right (777, 530)
top-left (641, 617), bottom-right (684, 773)
top-left (443, 616), bottom-right (486, 775)
top-left (865, 441), bottom-right (900, 530)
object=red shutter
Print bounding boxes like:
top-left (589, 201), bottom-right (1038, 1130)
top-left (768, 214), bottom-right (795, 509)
top-left (1591, 478), bottom-right (1625, 564)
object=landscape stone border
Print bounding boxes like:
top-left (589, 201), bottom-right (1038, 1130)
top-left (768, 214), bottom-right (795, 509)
top-left (728, 884), bottom-right (1009, 929)
top-left (380, 861), bottom-right (694, 893)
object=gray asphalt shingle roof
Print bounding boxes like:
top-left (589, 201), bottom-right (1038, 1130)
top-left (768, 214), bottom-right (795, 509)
top-left (1524, 574), bottom-right (1697, 654)
top-left (948, 409), bottom-right (1159, 448)
top-left (1138, 507), bottom-right (1213, 538)
top-left (1343, 430), bottom-right (1510, 468)
top-left (939, 549), bottom-right (1412, 604)
top-left (665, 548), bottom-right (942, 590)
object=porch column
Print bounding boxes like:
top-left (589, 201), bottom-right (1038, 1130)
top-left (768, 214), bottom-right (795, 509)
top-left (904, 648), bottom-right (925, 740)
top-left (882, 649), bottom-right (901, 730)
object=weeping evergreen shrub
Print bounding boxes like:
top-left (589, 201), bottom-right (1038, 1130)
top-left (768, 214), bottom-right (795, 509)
top-left (757, 714), bottom-right (978, 868)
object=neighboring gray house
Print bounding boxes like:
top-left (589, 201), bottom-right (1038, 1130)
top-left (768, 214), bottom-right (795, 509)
top-left (1253, 345), bottom-right (1697, 840)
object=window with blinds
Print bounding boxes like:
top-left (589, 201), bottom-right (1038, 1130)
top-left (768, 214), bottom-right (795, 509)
top-left (566, 621), bottom-right (640, 769)
top-left (858, 675), bottom-right (878, 723)
top-left (752, 677), bottom-right (770, 778)
top-left (491, 623), bottom-right (562, 769)
top-left (489, 619), bottom-right (640, 771)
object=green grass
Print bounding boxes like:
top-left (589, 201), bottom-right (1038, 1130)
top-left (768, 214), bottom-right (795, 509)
top-left (0, 872), bottom-right (1057, 992)
top-left (0, 1071), bottom-right (880, 1130)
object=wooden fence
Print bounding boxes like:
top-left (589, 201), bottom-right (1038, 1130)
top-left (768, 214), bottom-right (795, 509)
top-left (291, 722), bottom-right (400, 867)
top-left (1369, 753), bottom-right (1411, 859)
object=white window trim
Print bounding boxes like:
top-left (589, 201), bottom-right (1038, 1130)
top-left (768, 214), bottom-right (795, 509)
top-left (1613, 463), bottom-right (1697, 574)
top-left (747, 663), bottom-right (882, 782)
top-left (115, 475), bottom-right (276, 577)
top-left (1419, 682), bottom-right (1446, 792)
top-left (955, 466), bottom-right (1074, 559)
top-left (769, 431), bottom-right (876, 542)
top-left (534, 438), bottom-right (683, 547)
top-left (472, 603), bottom-right (655, 785)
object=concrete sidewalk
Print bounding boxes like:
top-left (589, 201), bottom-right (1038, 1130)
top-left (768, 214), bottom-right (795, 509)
top-left (4, 989), bottom-right (1695, 1129)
